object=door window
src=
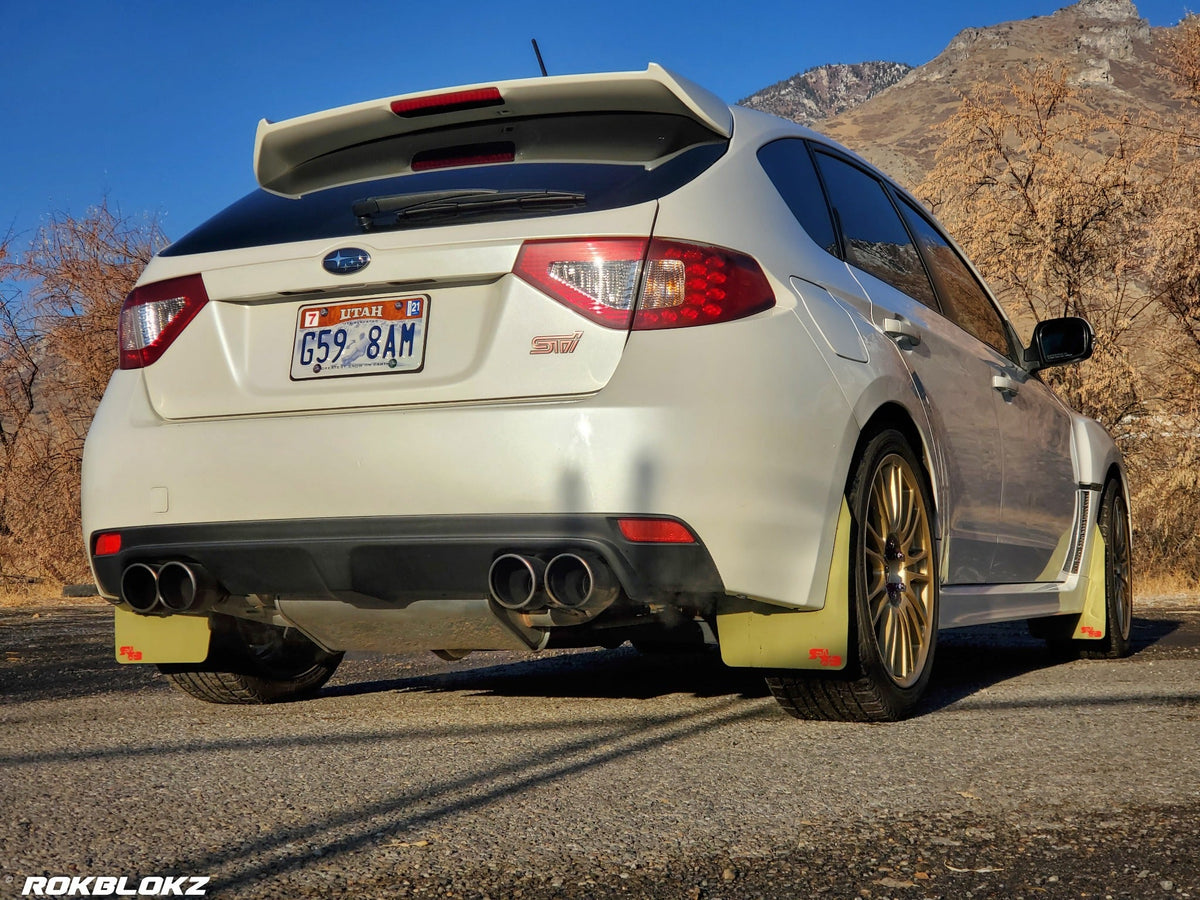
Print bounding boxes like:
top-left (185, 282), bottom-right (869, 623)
top-left (897, 197), bottom-right (1014, 359)
top-left (757, 139), bottom-right (839, 256)
top-left (811, 151), bottom-right (938, 309)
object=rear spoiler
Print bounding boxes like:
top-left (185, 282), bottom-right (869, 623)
top-left (253, 64), bottom-right (733, 197)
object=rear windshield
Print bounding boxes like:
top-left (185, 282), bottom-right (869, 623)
top-left (163, 143), bottom-right (726, 258)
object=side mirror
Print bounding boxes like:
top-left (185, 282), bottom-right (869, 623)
top-left (1024, 316), bottom-right (1094, 372)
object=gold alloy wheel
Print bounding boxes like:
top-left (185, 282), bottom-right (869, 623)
top-left (862, 453), bottom-right (935, 689)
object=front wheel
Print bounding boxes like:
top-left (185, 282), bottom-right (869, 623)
top-left (160, 616), bottom-right (343, 704)
top-left (768, 429), bottom-right (939, 722)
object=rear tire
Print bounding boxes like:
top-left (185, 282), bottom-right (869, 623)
top-left (768, 429), bottom-right (939, 722)
top-left (160, 616), bottom-right (343, 704)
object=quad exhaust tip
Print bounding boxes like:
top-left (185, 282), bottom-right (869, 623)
top-left (157, 561), bottom-right (223, 612)
top-left (545, 551), bottom-right (619, 610)
top-left (120, 563), bottom-right (160, 613)
top-left (488, 551), bottom-right (620, 613)
top-left (488, 554), bottom-right (547, 611)
top-left (118, 561), bottom-right (227, 614)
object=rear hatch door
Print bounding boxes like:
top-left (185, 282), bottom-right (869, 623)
top-left (142, 66), bottom-right (729, 420)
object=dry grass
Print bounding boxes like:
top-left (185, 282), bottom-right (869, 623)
top-left (0, 583), bottom-right (108, 609)
top-left (0, 583), bottom-right (63, 608)
top-left (1136, 571), bottom-right (1199, 606)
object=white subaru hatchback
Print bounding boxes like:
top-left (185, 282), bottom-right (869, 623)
top-left (82, 65), bottom-right (1131, 720)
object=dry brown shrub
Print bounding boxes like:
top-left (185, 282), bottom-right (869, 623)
top-left (1160, 12), bottom-right (1200, 106)
top-left (0, 203), bottom-right (163, 582)
top-left (919, 62), bottom-right (1200, 581)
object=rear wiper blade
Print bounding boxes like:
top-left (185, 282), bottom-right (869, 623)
top-left (354, 189), bottom-right (586, 231)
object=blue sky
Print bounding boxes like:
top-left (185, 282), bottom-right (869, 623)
top-left (0, 0), bottom-right (1189, 246)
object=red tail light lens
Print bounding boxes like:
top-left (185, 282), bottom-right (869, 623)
top-left (634, 239), bottom-right (774, 330)
top-left (118, 273), bottom-right (209, 369)
top-left (513, 238), bottom-right (773, 330)
top-left (390, 87), bottom-right (504, 117)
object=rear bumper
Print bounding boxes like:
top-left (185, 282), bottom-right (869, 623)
top-left (89, 514), bottom-right (724, 605)
top-left (83, 320), bottom-right (859, 610)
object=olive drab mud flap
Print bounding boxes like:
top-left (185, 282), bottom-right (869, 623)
top-left (114, 607), bottom-right (211, 664)
top-left (1070, 525), bottom-right (1109, 641)
top-left (716, 500), bottom-right (851, 670)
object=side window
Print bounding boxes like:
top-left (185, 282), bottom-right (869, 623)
top-left (897, 197), bottom-right (1013, 359)
top-left (811, 150), bottom-right (938, 309)
top-left (756, 139), bottom-right (839, 255)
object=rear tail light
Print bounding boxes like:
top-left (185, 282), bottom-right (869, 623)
top-left (514, 239), bottom-right (650, 328)
top-left (513, 238), bottom-right (774, 330)
top-left (118, 273), bottom-right (209, 369)
top-left (635, 239), bottom-right (774, 330)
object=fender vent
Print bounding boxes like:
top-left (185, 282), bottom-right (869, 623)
top-left (1068, 489), bottom-right (1093, 575)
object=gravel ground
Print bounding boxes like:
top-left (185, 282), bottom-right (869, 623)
top-left (1, 599), bottom-right (1198, 899)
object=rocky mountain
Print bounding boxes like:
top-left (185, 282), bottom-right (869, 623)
top-left (739, 61), bottom-right (913, 125)
top-left (746, 0), bottom-right (1186, 190)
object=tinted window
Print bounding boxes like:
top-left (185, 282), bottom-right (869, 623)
top-left (757, 139), bottom-right (838, 255)
top-left (811, 151), bottom-right (937, 309)
top-left (898, 197), bottom-right (1012, 358)
top-left (163, 143), bottom-right (726, 257)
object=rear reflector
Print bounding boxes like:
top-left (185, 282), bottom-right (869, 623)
top-left (119, 273), bottom-right (209, 369)
top-left (391, 87), bottom-right (504, 117)
top-left (617, 518), bottom-right (696, 544)
top-left (514, 237), bottom-right (773, 330)
top-left (412, 142), bottom-right (516, 172)
top-left (94, 532), bottom-right (122, 556)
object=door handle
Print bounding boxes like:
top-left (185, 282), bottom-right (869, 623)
top-left (883, 316), bottom-right (921, 349)
top-left (992, 373), bottom-right (1020, 397)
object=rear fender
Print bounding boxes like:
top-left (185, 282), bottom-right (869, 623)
top-left (832, 318), bottom-right (945, 545)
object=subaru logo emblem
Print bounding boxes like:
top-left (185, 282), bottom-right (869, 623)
top-left (323, 248), bottom-right (370, 275)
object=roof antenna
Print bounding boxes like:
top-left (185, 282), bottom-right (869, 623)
top-left (531, 38), bottom-right (549, 77)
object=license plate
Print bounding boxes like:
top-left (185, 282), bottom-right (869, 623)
top-left (291, 296), bottom-right (429, 380)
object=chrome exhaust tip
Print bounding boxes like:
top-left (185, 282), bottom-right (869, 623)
top-left (488, 554), bottom-right (547, 611)
top-left (156, 561), bottom-right (224, 612)
top-left (120, 563), bottom-right (160, 614)
top-left (544, 552), bottom-right (619, 611)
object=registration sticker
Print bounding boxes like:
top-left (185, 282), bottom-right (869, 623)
top-left (291, 296), bottom-right (429, 380)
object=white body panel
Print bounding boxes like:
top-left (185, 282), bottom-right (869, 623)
top-left (84, 303), bottom-right (858, 610)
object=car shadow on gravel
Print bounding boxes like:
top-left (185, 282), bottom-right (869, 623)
top-left (918, 614), bottom-right (1185, 713)
top-left (324, 645), bottom-right (773, 701)
top-left (0, 605), bottom-right (163, 702)
top-left (3, 603), bottom-right (1187, 711)
top-left (328, 614), bottom-right (1188, 710)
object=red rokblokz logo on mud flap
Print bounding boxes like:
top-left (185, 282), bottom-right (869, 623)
top-left (809, 647), bottom-right (843, 667)
top-left (22, 876), bottom-right (209, 896)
